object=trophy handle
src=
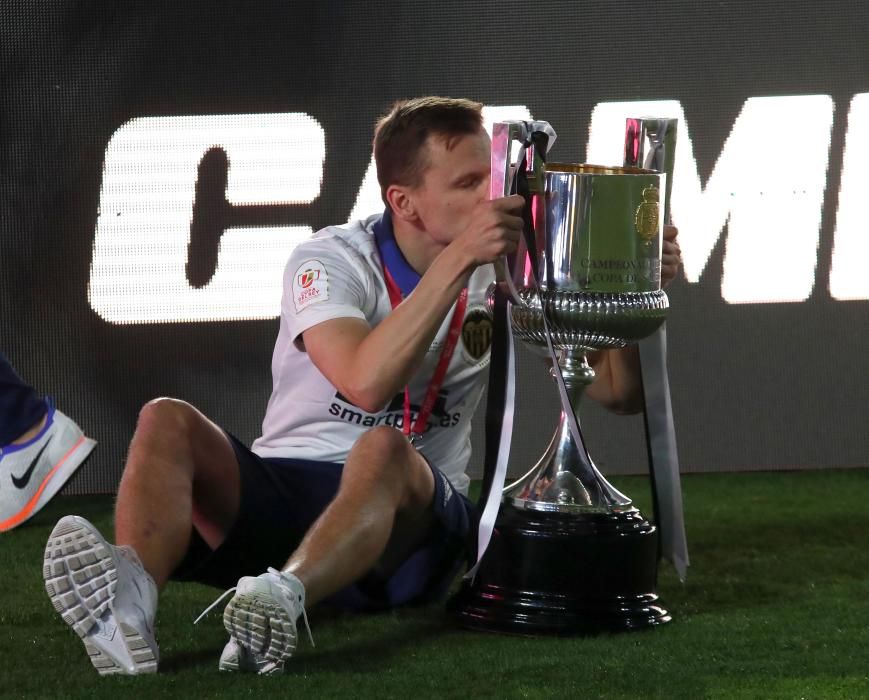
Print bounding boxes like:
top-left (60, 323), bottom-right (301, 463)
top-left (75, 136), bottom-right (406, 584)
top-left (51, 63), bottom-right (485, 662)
top-left (624, 116), bottom-right (690, 580)
top-left (489, 121), bottom-right (550, 305)
top-left (624, 117), bottom-right (677, 224)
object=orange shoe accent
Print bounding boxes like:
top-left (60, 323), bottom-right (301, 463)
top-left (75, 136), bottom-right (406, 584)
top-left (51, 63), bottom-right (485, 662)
top-left (0, 435), bottom-right (87, 532)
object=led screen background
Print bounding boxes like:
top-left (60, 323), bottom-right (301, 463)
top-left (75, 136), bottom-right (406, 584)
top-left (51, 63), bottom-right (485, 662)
top-left (1, 1), bottom-right (867, 494)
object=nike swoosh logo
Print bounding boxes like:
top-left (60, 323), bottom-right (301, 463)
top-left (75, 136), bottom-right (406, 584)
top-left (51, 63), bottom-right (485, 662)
top-left (132, 602), bottom-right (153, 635)
top-left (11, 437), bottom-right (52, 489)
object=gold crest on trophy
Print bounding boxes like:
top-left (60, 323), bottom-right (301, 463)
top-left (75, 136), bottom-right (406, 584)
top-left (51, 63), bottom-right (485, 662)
top-left (635, 185), bottom-right (660, 244)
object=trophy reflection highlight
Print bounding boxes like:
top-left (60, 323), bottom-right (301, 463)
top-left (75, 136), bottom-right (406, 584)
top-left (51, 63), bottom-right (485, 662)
top-left (453, 121), bottom-right (672, 634)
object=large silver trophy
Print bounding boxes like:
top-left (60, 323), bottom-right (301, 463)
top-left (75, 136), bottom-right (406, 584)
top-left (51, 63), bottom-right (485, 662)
top-left (453, 120), bottom-right (674, 633)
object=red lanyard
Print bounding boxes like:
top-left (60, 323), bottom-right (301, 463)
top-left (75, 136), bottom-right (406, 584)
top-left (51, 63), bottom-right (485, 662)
top-left (382, 267), bottom-right (468, 444)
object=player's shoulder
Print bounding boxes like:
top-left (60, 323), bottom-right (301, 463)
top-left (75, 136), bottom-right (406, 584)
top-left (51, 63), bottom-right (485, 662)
top-left (291, 214), bottom-right (379, 265)
top-left (305, 214), bottom-right (379, 253)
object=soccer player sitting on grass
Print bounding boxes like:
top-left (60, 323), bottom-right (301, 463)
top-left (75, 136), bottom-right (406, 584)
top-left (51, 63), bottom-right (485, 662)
top-left (43, 97), bottom-right (682, 675)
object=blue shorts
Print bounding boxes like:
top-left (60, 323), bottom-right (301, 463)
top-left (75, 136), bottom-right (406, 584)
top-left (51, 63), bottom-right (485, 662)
top-left (172, 433), bottom-right (478, 610)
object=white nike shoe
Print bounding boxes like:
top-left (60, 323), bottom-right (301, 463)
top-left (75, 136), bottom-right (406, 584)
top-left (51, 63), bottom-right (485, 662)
top-left (0, 404), bottom-right (96, 532)
top-left (43, 515), bottom-right (159, 675)
top-left (218, 636), bottom-right (284, 674)
top-left (222, 568), bottom-right (313, 671)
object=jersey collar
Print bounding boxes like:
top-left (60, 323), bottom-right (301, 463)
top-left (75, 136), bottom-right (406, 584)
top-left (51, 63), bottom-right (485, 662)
top-left (373, 209), bottom-right (421, 297)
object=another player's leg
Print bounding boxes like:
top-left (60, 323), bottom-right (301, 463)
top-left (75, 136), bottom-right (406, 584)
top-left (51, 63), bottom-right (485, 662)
top-left (0, 353), bottom-right (96, 532)
top-left (43, 398), bottom-right (241, 675)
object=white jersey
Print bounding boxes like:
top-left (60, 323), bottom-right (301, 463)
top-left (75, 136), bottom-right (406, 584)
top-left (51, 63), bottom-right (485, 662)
top-left (252, 212), bottom-right (494, 495)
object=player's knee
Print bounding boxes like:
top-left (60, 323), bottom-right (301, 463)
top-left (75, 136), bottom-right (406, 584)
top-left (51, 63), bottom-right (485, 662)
top-left (353, 426), bottom-right (415, 480)
top-left (351, 427), bottom-right (433, 508)
top-left (356, 426), bottom-right (408, 462)
top-left (136, 397), bottom-right (197, 440)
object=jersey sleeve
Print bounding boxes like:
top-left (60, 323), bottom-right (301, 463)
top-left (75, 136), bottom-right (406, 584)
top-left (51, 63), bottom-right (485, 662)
top-left (282, 235), bottom-right (370, 345)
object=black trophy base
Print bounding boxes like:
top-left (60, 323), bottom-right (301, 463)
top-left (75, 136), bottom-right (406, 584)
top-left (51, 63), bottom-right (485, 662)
top-left (450, 505), bottom-right (671, 635)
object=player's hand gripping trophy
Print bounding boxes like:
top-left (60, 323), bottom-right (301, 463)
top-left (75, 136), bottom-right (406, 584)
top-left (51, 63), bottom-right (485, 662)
top-left (455, 120), bottom-right (673, 633)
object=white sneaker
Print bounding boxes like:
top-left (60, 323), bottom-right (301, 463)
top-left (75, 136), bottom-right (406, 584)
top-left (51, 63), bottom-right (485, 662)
top-left (0, 405), bottom-right (96, 532)
top-left (43, 515), bottom-right (159, 675)
top-left (218, 636), bottom-right (283, 674)
top-left (222, 568), bottom-right (313, 670)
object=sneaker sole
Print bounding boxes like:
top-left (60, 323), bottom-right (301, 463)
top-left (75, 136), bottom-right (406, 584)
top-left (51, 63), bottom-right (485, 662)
top-left (223, 588), bottom-right (297, 664)
top-left (218, 655), bottom-right (241, 672)
top-left (43, 516), bottom-right (157, 675)
top-left (219, 644), bottom-right (284, 674)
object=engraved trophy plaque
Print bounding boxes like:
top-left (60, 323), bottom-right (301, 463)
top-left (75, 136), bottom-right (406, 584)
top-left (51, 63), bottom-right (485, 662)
top-left (453, 120), bottom-right (673, 633)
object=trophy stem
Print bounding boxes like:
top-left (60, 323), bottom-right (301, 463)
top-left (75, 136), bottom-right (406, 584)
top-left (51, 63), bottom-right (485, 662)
top-left (503, 348), bottom-right (633, 513)
top-left (453, 346), bottom-right (669, 635)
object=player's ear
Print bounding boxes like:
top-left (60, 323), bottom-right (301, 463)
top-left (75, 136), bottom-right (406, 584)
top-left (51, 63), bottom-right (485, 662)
top-left (386, 184), bottom-right (418, 223)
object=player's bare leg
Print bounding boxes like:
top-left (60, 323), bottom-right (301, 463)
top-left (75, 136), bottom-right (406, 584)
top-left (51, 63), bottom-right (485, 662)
top-left (283, 425), bottom-right (435, 603)
top-left (44, 397), bottom-right (242, 675)
top-left (115, 397), bottom-right (242, 588)
top-left (222, 426), bottom-right (435, 671)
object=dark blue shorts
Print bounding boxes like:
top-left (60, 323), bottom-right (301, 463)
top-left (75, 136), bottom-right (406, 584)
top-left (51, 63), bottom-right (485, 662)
top-left (172, 433), bottom-right (478, 610)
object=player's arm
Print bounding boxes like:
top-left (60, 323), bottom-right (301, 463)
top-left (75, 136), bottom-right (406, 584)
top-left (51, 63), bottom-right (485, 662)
top-left (303, 197), bottom-right (524, 413)
top-left (585, 347), bottom-right (642, 414)
top-left (584, 224), bottom-right (681, 415)
top-left (302, 256), bottom-right (468, 414)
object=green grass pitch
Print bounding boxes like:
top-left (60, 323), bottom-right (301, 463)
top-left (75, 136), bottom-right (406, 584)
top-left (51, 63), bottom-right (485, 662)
top-left (2, 470), bottom-right (868, 699)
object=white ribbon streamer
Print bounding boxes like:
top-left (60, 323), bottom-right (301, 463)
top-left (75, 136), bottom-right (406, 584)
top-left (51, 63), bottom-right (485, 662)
top-left (465, 322), bottom-right (515, 580)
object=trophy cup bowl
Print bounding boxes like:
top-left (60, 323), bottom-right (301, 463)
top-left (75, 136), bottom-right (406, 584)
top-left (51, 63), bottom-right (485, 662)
top-left (453, 153), bottom-right (673, 634)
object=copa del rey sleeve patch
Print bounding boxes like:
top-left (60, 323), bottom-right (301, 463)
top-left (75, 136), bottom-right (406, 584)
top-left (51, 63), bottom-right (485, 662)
top-left (292, 259), bottom-right (329, 312)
